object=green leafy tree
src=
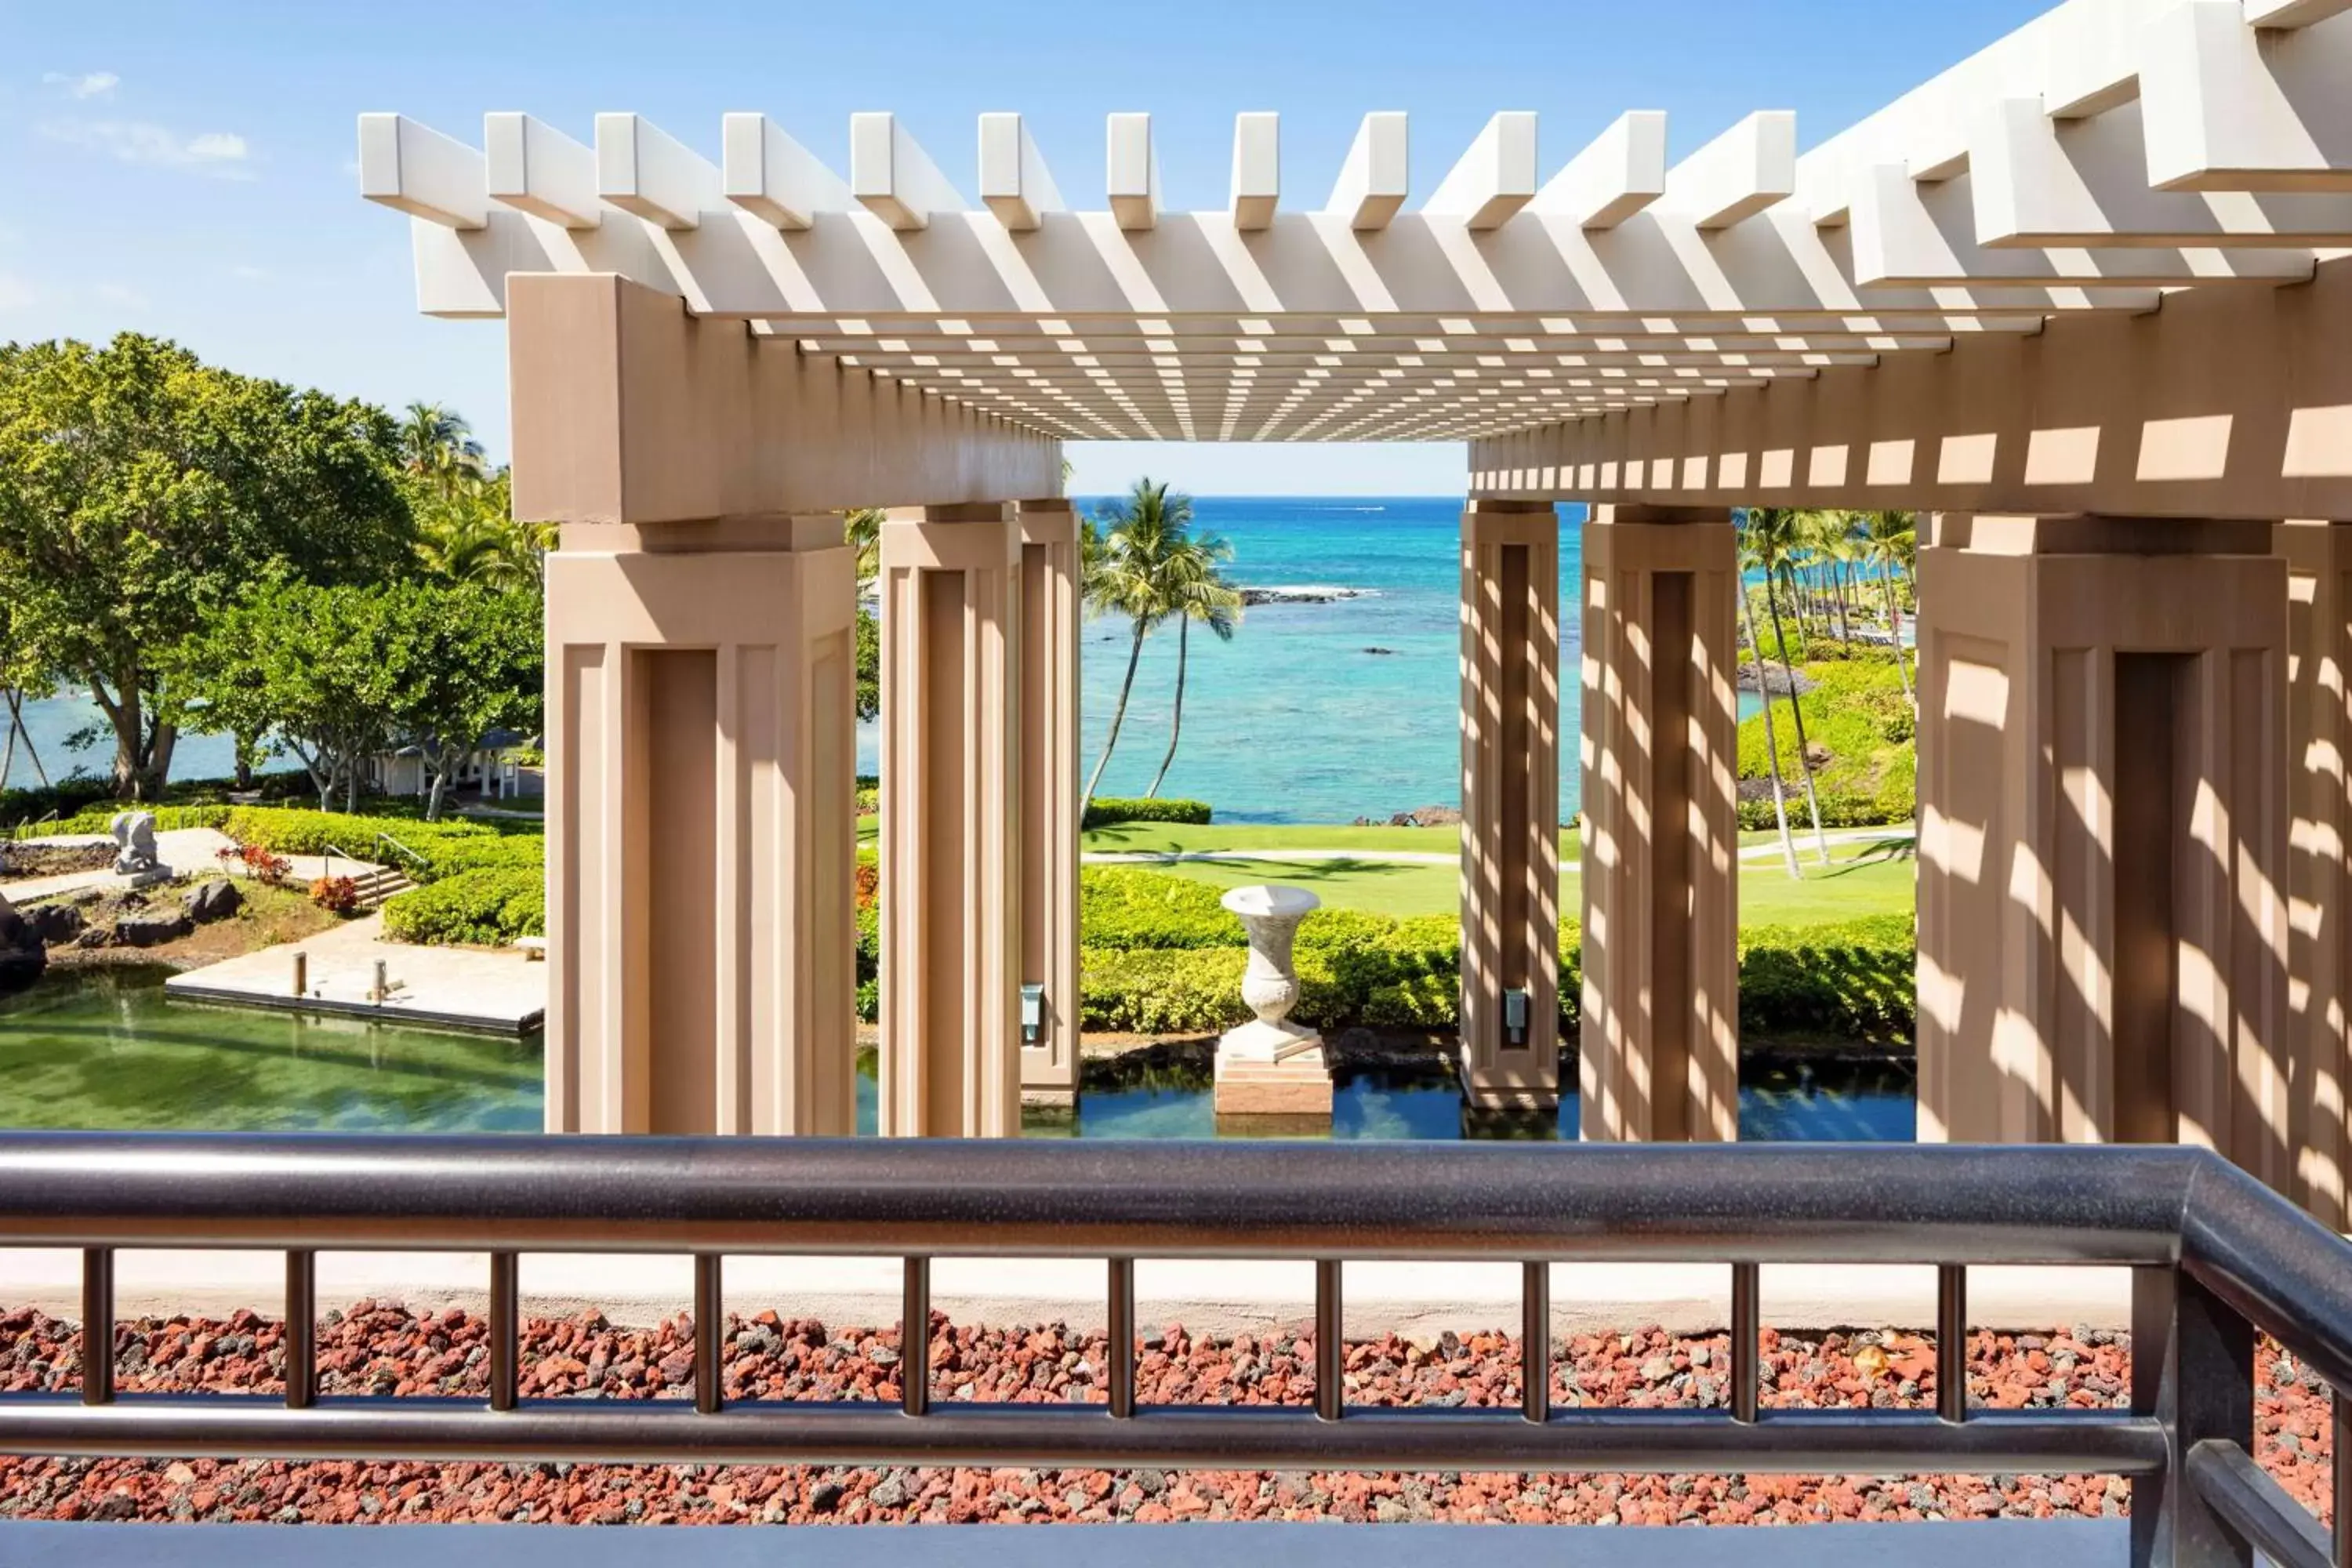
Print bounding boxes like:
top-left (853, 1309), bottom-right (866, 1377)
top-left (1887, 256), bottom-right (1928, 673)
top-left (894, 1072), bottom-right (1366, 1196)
top-left (0, 335), bottom-right (412, 799)
top-left (413, 470), bottom-right (552, 593)
top-left (186, 579), bottom-right (409, 812)
top-left (403, 583), bottom-right (543, 821)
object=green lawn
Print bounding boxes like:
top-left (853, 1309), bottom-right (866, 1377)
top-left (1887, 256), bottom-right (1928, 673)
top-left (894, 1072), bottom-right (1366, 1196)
top-left (855, 813), bottom-right (1915, 926)
top-left (1108, 830), bottom-right (1915, 924)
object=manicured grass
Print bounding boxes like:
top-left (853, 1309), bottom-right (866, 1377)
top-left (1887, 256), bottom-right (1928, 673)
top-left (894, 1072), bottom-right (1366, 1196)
top-left (856, 811), bottom-right (1915, 924)
top-left (1138, 833), bottom-right (1915, 923)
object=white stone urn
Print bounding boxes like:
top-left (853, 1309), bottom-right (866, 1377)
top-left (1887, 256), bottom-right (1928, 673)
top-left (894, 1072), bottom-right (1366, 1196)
top-left (1218, 884), bottom-right (1323, 1063)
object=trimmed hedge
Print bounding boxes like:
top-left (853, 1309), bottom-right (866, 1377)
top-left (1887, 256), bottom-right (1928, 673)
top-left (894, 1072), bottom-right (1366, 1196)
top-left (1082, 797), bottom-right (1212, 829)
top-left (381, 867), bottom-right (544, 946)
top-left (1737, 914), bottom-right (1915, 1041)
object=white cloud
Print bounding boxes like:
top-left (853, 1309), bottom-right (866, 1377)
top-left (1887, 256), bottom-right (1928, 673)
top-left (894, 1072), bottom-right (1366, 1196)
top-left (0, 273), bottom-right (35, 312)
top-left (227, 263), bottom-right (270, 281)
top-left (92, 281), bottom-right (148, 310)
top-left (42, 71), bottom-right (119, 100)
top-left (39, 118), bottom-right (253, 178)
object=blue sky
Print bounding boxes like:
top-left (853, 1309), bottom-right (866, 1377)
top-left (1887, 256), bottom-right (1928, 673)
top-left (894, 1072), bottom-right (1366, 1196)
top-left (2, 0), bottom-right (2049, 495)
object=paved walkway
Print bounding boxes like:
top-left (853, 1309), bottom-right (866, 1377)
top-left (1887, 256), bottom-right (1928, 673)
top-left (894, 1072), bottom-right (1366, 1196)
top-left (1, 827), bottom-right (399, 903)
top-left (164, 910), bottom-right (545, 1033)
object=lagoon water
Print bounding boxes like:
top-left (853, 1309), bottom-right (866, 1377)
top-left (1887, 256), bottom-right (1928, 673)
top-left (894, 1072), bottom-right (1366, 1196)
top-left (9, 495), bottom-right (1777, 826)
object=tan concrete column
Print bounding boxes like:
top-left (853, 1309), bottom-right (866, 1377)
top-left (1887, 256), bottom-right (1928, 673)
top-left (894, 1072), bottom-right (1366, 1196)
top-left (878, 503), bottom-right (1022, 1137)
top-left (544, 515), bottom-right (858, 1135)
top-left (1458, 500), bottom-right (1563, 1109)
top-left (1917, 515), bottom-right (2289, 1185)
top-left (2279, 519), bottom-right (2352, 1229)
top-left (1577, 506), bottom-right (1742, 1142)
top-left (1016, 499), bottom-right (1083, 1107)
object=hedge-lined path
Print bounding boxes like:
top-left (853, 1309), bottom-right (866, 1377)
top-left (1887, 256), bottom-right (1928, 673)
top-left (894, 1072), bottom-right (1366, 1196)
top-left (162, 911), bottom-right (544, 1035)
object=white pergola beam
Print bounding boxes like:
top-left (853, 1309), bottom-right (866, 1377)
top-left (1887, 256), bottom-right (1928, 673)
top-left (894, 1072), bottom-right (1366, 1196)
top-left (2246, 0), bottom-right (2352, 27)
top-left (1532, 111), bottom-right (1668, 228)
top-left (1231, 112), bottom-right (1279, 230)
top-left (2141, 0), bottom-right (2352, 191)
top-left (485, 113), bottom-right (601, 229)
top-left (851, 112), bottom-right (964, 230)
top-left (1972, 95), bottom-right (2352, 247)
top-left (357, 114), bottom-right (488, 230)
top-left (1326, 112), bottom-right (1408, 230)
top-left (596, 114), bottom-right (713, 230)
top-left (1425, 111), bottom-right (1538, 229)
top-left (1108, 113), bottom-right (1160, 230)
top-left (1664, 110), bottom-right (1797, 228)
top-left (978, 112), bottom-right (1062, 230)
top-left (724, 114), bottom-right (847, 230)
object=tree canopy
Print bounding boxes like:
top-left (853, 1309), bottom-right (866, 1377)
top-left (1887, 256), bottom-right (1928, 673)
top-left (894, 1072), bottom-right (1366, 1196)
top-left (0, 334), bottom-right (414, 797)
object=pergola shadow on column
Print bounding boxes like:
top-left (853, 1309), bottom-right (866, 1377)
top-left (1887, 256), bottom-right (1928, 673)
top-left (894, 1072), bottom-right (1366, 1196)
top-left (361, 0), bottom-right (2352, 1222)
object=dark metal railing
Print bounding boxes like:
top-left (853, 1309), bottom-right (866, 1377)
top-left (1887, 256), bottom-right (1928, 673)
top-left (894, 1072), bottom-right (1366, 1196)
top-left (0, 1137), bottom-right (2347, 1563)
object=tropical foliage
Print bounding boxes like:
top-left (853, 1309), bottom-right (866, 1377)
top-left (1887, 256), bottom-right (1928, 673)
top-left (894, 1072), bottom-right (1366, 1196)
top-left (1083, 478), bottom-right (1243, 807)
top-left (0, 335), bottom-right (414, 798)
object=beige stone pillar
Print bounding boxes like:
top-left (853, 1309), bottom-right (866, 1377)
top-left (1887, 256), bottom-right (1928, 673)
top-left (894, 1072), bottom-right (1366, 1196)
top-left (1577, 506), bottom-right (1742, 1142)
top-left (1016, 499), bottom-right (1083, 1106)
top-left (544, 515), bottom-right (858, 1135)
top-left (1458, 500), bottom-right (1563, 1109)
top-left (878, 503), bottom-right (1023, 1137)
top-left (2279, 520), bottom-right (2352, 1229)
top-left (1917, 515), bottom-right (2289, 1185)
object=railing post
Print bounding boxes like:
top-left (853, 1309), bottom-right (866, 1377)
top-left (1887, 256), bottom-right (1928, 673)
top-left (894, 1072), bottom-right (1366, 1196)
top-left (2132, 1264), bottom-right (2254, 1567)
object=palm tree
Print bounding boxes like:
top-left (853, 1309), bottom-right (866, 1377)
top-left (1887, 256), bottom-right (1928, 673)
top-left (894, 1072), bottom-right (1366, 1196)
top-left (1740, 508), bottom-right (1831, 865)
top-left (1739, 583), bottom-right (1802, 879)
top-left (1083, 478), bottom-right (1196, 808)
top-left (1860, 510), bottom-right (1917, 709)
top-left (1804, 511), bottom-right (1858, 648)
top-left (1146, 530), bottom-right (1243, 798)
top-left (845, 507), bottom-right (884, 590)
top-left (397, 402), bottom-right (488, 498)
top-left (414, 472), bottom-right (550, 591)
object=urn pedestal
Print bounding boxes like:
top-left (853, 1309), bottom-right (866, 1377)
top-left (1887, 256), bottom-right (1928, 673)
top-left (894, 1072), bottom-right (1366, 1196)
top-left (1213, 885), bottom-right (1334, 1123)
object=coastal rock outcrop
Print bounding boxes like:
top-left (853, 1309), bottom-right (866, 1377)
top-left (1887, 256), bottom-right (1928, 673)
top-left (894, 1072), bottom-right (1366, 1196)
top-left (1737, 662), bottom-right (1817, 698)
top-left (1238, 585), bottom-right (1373, 606)
top-left (0, 893), bottom-right (45, 993)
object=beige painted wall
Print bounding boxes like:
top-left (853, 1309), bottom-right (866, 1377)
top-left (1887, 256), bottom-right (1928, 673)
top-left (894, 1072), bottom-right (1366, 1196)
top-left (544, 517), bottom-right (859, 1136)
top-left (1016, 500), bottom-right (1083, 1105)
top-left (1474, 258), bottom-right (2352, 521)
top-left (508, 274), bottom-right (1061, 526)
top-left (1578, 508), bottom-right (1741, 1142)
top-left (1916, 516), bottom-right (2289, 1187)
top-left (878, 505), bottom-right (1023, 1138)
top-left (1458, 501), bottom-right (1563, 1109)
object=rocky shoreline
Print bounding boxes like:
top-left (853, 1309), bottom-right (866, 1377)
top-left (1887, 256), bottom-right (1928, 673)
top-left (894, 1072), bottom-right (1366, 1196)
top-left (0, 1301), bottom-right (2328, 1526)
top-left (1238, 585), bottom-right (1375, 606)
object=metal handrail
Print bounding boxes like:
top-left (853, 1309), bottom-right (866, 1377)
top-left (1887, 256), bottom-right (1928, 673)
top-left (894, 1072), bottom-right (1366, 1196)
top-left (0, 1138), bottom-right (2342, 1563)
top-left (370, 830), bottom-right (427, 870)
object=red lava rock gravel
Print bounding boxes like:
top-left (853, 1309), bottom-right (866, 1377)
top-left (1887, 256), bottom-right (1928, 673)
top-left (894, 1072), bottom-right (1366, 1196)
top-left (0, 1301), bottom-right (2334, 1527)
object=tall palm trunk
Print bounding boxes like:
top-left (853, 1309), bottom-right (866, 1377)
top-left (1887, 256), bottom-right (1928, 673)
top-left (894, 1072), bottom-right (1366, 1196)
top-left (1831, 561), bottom-right (1855, 648)
top-left (1741, 589), bottom-right (1801, 879)
top-left (1084, 619), bottom-right (1149, 808)
top-left (1147, 616), bottom-right (1190, 799)
top-left (1876, 564), bottom-right (1915, 710)
top-left (1763, 579), bottom-right (1831, 865)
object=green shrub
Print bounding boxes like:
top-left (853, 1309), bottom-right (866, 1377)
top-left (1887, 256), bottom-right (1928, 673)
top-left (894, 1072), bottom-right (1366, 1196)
top-left (1080, 946), bottom-right (1251, 1033)
top-left (381, 867), bottom-right (545, 946)
top-left (1076, 866), bottom-right (1237, 949)
top-left (1082, 797), bottom-right (1212, 829)
top-left (1737, 914), bottom-right (1915, 1040)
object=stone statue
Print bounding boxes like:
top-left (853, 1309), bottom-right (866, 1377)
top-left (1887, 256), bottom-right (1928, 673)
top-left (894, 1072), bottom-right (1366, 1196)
top-left (109, 810), bottom-right (169, 887)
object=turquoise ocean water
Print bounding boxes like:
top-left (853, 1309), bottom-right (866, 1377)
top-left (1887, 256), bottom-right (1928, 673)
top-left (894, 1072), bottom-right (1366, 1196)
top-left (9, 495), bottom-right (1777, 827)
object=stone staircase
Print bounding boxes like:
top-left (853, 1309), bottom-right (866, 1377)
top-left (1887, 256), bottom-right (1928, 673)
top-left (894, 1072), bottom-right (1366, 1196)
top-left (349, 866), bottom-right (416, 911)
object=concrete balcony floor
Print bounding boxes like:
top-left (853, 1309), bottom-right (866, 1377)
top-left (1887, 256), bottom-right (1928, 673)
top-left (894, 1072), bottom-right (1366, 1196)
top-left (0, 1519), bottom-right (2127, 1566)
